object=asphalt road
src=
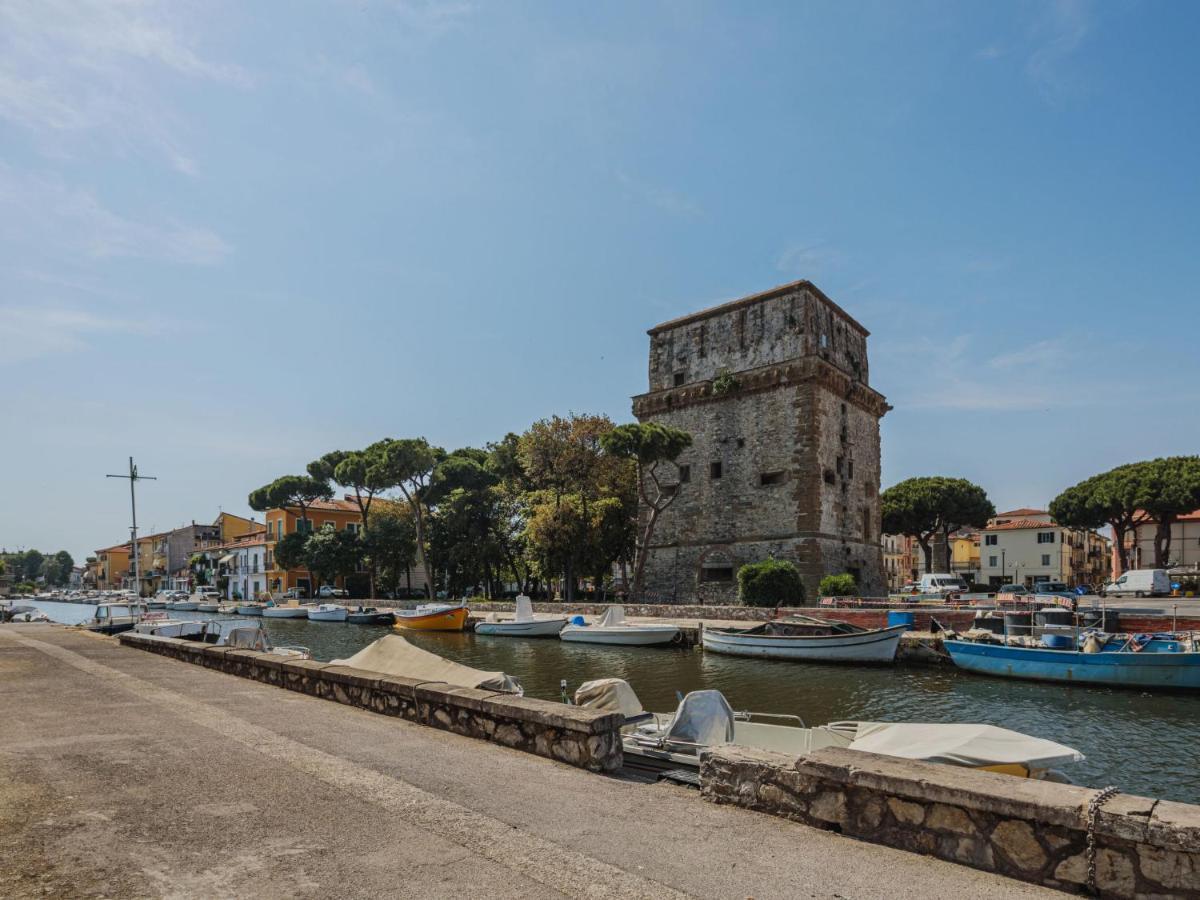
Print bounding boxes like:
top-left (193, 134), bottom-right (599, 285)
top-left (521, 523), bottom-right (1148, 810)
top-left (0, 625), bottom-right (1063, 899)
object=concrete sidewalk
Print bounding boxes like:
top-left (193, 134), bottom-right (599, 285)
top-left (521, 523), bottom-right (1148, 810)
top-left (0, 625), bottom-right (1061, 899)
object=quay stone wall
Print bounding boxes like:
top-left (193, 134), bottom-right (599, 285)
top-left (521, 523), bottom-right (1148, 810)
top-left (701, 745), bottom-right (1200, 898)
top-left (117, 632), bottom-right (622, 773)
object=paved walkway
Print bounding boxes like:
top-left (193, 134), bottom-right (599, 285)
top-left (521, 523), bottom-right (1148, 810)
top-left (0, 625), bottom-right (1062, 899)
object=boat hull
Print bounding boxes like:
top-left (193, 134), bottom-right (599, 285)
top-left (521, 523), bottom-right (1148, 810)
top-left (172, 602), bottom-right (199, 611)
top-left (307, 608), bottom-right (348, 622)
top-left (475, 618), bottom-right (567, 637)
top-left (236, 605), bottom-right (264, 616)
top-left (944, 640), bottom-right (1200, 691)
top-left (196, 603), bottom-right (218, 613)
top-left (702, 624), bottom-right (906, 663)
top-left (262, 606), bottom-right (308, 619)
top-left (559, 625), bottom-right (680, 646)
top-left (347, 612), bottom-right (396, 625)
top-left (394, 606), bottom-right (469, 632)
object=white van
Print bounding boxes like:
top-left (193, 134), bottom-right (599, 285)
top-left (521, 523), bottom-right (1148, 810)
top-left (918, 573), bottom-right (969, 597)
top-left (1102, 569), bottom-right (1171, 598)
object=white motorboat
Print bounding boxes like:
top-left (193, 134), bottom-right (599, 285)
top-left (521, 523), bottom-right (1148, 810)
top-left (262, 603), bottom-right (308, 619)
top-left (196, 602), bottom-right (219, 613)
top-left (475, 594), bottom-right (567, 638)
top-left (559, 606), bottom-right (680, 646)
top-left (217, 604), bottom-right (239, 615)
top-left (307, 603), bottom-right (348, 622)
top-left (701, 614), bottom-right (906, 663)
top-left (236, 603), bottom-right (265, 616)
top-left (135, 618), bottom-right (311, 659)
top-left (574, 679), bottom-right (1083, 781)
top-left (171, 600), bottom-right (200, 611)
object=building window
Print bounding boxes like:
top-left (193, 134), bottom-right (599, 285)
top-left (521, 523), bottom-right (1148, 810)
top-left (989, 555), bottom-right (998, 567)
top-left (1037, 532), bottom-right (1055, 544)
top-left (985, 534), bottom-right (998, 546)
top-left (323, 520), bottom-right (336, 531)
top-left (673, 372), bottom-right (685, 387)
top-left (346, 522), bottom-right (361, 535)
top-left (700, 566), bottom-right (734, 583)
top-left (760, 471), bottom-right (785, 487)
top-left (820, 332), bottom-right (828, 348)
top-left (1041, 554), bottom-right (1051, 566)
top-left (710, 461), bottom-right (722, 480)
top-left (678, 465), bottom-right (690, 484)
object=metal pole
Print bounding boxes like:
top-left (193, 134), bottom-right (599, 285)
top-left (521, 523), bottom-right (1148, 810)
top-left (108, 457), bottom-right (156, 599)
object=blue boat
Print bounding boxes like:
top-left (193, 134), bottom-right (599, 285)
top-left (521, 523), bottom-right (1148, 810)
top-left (944, 636), bottom-right (1200, 691)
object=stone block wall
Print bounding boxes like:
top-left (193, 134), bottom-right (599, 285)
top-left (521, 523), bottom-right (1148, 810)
top-left (118, 632), bottom-right (623, 773)
top-left (632, 282), bottom-right (890, 604)
top-left (701, 745), bottom-right (1200, 898)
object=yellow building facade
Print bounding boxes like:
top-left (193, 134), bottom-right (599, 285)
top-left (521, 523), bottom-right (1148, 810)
top-left (264, 497), bottom-right (364, 597)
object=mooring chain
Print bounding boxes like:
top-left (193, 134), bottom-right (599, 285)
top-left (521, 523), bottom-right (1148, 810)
top-left (1086, 785), bottom-right (1121, 894)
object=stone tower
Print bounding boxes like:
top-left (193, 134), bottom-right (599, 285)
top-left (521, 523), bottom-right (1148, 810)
top-left (631, 280), bottom-right (890, 603)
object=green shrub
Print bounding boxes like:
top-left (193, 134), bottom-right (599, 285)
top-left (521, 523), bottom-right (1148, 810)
top-left (712, 370), bottom-right (740, 396)
top-left (738, 559), bottom-right (804, 607)
top-left (818, 573), bottom-right (858, 597)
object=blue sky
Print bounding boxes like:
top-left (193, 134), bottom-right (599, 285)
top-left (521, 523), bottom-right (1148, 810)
top-left (2, 0), bottom-right (1197, 561)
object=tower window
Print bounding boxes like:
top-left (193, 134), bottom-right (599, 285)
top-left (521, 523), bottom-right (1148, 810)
top-left (710, 461), bottom-right (723, 480)
top-left (678, 465), bottom-right (690, 483)
top-left (760, 471), bottom-right (785, 487)
top-left (673, 372), bottom-right (686, 387)
top-left (700, 566), bottom-right (734, 583)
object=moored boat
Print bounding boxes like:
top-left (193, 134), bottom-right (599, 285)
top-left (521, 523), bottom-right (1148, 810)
top-left (702, 614), bottom-right (906, 663)
top-left (135, 618), bottom-right (311, 659)
top-left (558, 606), bottom-right (680, 646)
top-left (575, 678), bottom-right (1083, 780)
top-left (307, 603), bottom-right (348, 622)
top-left (262, 603), bottom-right (309, 619)
top-left (944, 632), bottom-right (1200, 691)
top-left (332, 634), bottom-right (521, 692)
top-left (475, 594), bottom-right (567, 638)
top-left (346, 606), bottom-right (396, 625)
top-left (171, 600), bottom-right (200, 611)
top-left (196, 602), bottom-right (219, 613)
top-left (236, 603), bottom-right (265, 616)
top-left (393, 602), bottom-right (469, 632)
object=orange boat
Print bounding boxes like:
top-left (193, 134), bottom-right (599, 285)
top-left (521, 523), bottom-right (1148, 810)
top-left (393, 602), bottom-right (469, 632)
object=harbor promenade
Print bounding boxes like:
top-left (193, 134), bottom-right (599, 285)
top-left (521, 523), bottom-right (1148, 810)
top-left (0, 625), bottom-right (1060, 899)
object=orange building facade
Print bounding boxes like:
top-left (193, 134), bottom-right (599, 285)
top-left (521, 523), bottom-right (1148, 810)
top-left (264, 497), bottom-right (364, 597)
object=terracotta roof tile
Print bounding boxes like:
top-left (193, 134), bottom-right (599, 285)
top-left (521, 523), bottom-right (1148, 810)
top-left (996, 508), bottom-right (1047, 518)
top-left (987, 519), bottom-right (1058, 531)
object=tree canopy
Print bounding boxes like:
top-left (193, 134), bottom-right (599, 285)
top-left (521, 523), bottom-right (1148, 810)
top-left (882, 476), bottom-right (994, 571)
top-left (1051, 456), bottom-right (1200, 571)
top-left (600, 421), bottom-right (692, 600)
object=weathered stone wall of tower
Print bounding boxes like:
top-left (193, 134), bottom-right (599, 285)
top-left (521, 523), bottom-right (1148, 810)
top-left (632, 282), bottom-right (889, 604)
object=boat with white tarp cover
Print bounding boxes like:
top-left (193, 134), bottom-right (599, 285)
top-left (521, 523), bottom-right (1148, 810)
top-left (331, 634), bottom-right (523, 694)
top-left (573, 678), bottom-right (1082, 780)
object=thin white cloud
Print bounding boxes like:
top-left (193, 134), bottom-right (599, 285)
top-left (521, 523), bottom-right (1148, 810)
top-left (616, 171), bottom-right (703, 218)
top-left (775, 240), bottom-right (847, 276)
top-left (988, 338), bottom-right (1071, 370)
top-left (1025, 0), bottom-right (1093, 100)
top-left (0, 0), bottom-right (249, 170)
top-left (390, 0), bottom-right (477, 39)
top-left (0, 164), bottom-right (232, 265)
top-left (0, 306), bottom-right (159, 364)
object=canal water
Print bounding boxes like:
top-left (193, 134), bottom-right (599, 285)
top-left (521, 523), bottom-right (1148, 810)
top-left (23, 600), bottom-right (1200, 805)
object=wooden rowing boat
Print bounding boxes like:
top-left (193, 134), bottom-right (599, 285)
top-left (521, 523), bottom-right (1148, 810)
top-left (393, 602), bottom-right (469, 632)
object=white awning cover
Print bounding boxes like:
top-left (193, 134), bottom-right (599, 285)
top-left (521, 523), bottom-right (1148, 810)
top-left (332, 635), bottom-right (522, 694)
top-left (848, 722), bottom-right (1084, 770)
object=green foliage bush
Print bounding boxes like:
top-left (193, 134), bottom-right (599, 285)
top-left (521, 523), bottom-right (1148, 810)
top-left (818, 573), bottom-right (858, 597)
top-left (712, 370), bottom-right (740, 396)
top-left (738, 559), bottom-right (804, 607)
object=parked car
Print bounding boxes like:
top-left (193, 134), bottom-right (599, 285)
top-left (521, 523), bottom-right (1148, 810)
top-left (996, 584), bottom-right (1030, 597)
top-left (1101, 569), bottom-right (1171, 598)
top-left (917, 573), bottom-right (969, 597)
top-left (317, 585), bottom-right (348, 599)
top-left (282, 587), bottom-right (308, 600)
top-left (1033, 581), bottom-right (1073, 599)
